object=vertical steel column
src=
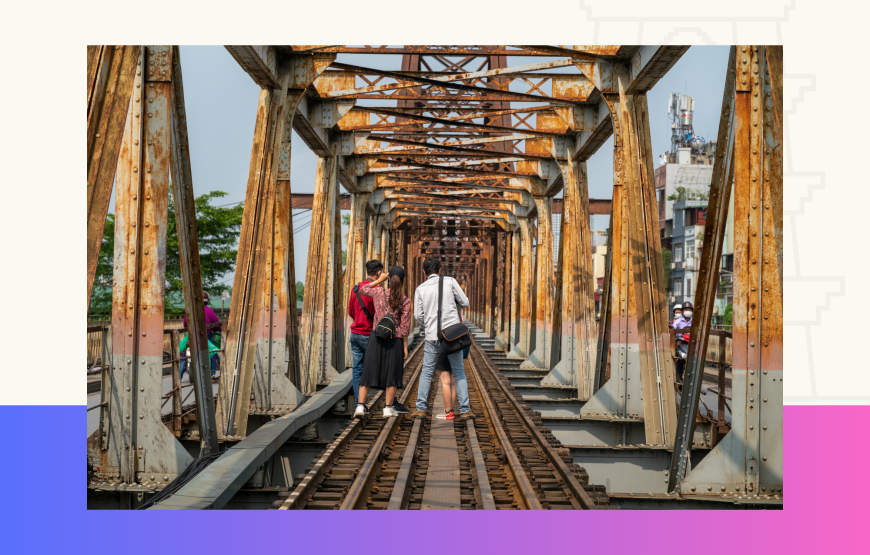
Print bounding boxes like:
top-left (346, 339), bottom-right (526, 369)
top-left (299, 149), bottom-right (342, 393)
top-left (343, 192), bottom-right (371, 366)
top-left (679, 46), bottom-right (782, 497)
top-left (87, 45), bottom-right (141, 309)
top-left (544, 157), bottom-right (597, 394)
top-left (522, 197), bottom-right (554, 369)
top-left (580, 94), bottom-right (643, 443)
top-left (508, 219), bottom-right (532, 358)
top-left (508, 229), bottom-right (521, 354)
top-left (97, 45), bottom-right (194, 485)
top-left (669, 46), bottom-right (737, 489)
top-left (619, 82), bottom-right (677, 445)
top-left (167, 46), bottom-right (218, 453)
top-left (494, 231), bottom-right (511, 350)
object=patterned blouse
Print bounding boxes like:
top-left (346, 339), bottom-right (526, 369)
top-left (360, 283), bottom-right (412, 338)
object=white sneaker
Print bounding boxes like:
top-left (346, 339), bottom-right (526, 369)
top-left (353, 404), bottom-right (366, 418)
top-left (383, 406), bottom-right (399, 418)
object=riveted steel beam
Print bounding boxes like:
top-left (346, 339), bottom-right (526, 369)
top-left (678, 46), bottom-right (783, 499)
top-left (167, 46), bottom-right (218, 454)
top-left (542, 155), bottom-right (598, 397)
top-left (87, 45), bottom-right (141, 310)
top-left (299, 145), bottom-right (345, 393)
top-left (93, 45), bottom-right (194, 486)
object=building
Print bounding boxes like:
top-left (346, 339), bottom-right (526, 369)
top-left (669, 197), bottom-right (707, 308)
top-left (592, 235), bottom-right (608, 316)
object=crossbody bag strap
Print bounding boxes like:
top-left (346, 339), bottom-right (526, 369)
top-left (438, 275), bottom-right (443, 335)
top-left (355, 283), bottom-right (374, 322)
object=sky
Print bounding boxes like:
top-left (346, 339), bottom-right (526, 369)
top-left (112, 45), bottom-right (729, 287)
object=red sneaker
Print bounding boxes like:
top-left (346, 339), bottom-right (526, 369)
top-left (446, 410), bottom-right (455, 420)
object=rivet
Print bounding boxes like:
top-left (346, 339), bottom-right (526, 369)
top-left (142, 333), bottom-right (146, 337)
top-left (141, 387), bottom-right (144, 392)
top-left (148, 113), bottom-right (153, 118)
top-left (690, 486), bottom-right (696, 491)
top-left (164, 475), bottom-right (169, 481)
top-left (763, 425), bottom-right (767, 430)
top-left (750, 342), bottom-right (755, 347)
top-left (135, 113), bottom-right (140, 118)
top-left (146, 169), bottom-right (150, 173)
top-left (139, 415), bottom-right (143, 419)
top-left (126, 414), bottom-right (130, 419)
top-left (742, 80), bottom-right (746, 85)
top-left (133, 168), bottom-right (138, 173)
top-left (134, 140), bottom-right (139, 145)
top-left (763, 457), bottom-right (767, 461)
top-left (750, 370), bottom-right (754, 375)
top-left (126, 386), bottom-right (130, 391)
top-left (749, 425), bottom-right (754, 430)
top-left (707, 486), bottom-right (712, 491)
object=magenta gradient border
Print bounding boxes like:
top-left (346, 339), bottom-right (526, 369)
top-left (0, 405), bottom-right (865, 553)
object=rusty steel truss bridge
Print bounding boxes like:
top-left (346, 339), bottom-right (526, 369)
top-left (86, 45), bottom-right (783, 510)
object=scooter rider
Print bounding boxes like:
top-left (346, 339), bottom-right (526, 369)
top-left (673, 302), bottom-right (693, 384)
top-left (670, 303), bottom-right (682, 328)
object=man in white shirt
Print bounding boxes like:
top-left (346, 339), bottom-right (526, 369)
top-left (412, 258), bottom-right (475, 420)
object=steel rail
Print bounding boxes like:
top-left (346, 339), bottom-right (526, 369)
top-left (470, 339), bottom-right (603, 510)
top-left (278, 340), bottom-right (424, 510)
top-left (466, 352), bottom-right (543, 510)
top-left (386, 417), bottom-right (423, 510)
top-left (339, 352), bottom-right (427, 510)
top-left (465, 419), bottom-right (496, 510)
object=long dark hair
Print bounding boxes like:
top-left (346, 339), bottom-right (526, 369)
top-left (388, 274), bottom-right (405, 313)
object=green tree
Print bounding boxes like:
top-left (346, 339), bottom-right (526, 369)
top-left (89, 214), bottom-right (115, 316)
top-left (296, 281), bottom-right (305, 302)
top-left (723, 303), bottom-right (733, 327)
top-left (88, 191), bottom-right (244, 317)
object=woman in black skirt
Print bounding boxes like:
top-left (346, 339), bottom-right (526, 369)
top-left (354, 265), bottom-right (412, 418)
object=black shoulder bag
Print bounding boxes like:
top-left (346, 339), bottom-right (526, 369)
top-left (352, 282), bottom-right (374, 323)
top-left (438, 276), bottom-right (471, 354)
top-left (374, 289), bottom-right (398, 340)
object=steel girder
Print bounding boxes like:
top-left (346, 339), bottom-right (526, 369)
top-left (90, 46), bottom-right (204, 489)
top-left (675, 46), bottom-right (783, 500)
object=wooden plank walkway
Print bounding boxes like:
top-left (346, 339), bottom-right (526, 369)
top-left (421, 380), bottom-right (461, 510)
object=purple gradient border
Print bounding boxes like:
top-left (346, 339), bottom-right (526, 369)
top-left (0, 405), bottom-right (866, 553)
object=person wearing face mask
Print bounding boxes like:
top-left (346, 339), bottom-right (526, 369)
top-left (670, 303), bottom-right (683, 328)
top-left (674, 302), bottom-right (693, 330)
top-left (672, 302), bottom-right (693, 386)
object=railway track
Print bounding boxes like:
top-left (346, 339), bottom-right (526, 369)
top-left (274, 333), bottom-right (611, 510)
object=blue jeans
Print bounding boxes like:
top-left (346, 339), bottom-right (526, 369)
top-left (417, 340), bottom-right (470, 413)
top-left (350, 332), bottom-right (370, 404)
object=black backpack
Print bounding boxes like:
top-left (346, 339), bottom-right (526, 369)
top-left (374, 289), bottom-right (401, 340)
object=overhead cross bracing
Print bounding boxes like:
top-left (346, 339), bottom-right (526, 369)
top-left (87, 45), bottom-right (782, 510)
